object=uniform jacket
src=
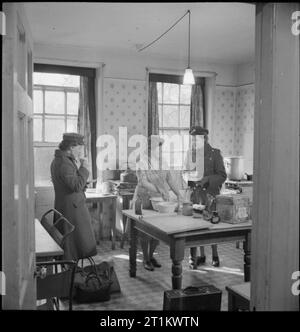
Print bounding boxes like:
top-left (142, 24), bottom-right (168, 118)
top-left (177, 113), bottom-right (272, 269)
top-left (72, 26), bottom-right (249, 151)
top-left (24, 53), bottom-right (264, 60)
top-left (50, 149), bottom-right (97, 261)
top-left (203, 143), bottom-right (227, 195)
top-left (187, 142), bottom-right (227, 204)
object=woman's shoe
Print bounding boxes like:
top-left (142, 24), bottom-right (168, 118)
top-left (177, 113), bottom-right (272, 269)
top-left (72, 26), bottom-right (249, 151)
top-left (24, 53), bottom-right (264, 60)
top-left (150, 257), bottom-right (162, 268)
top-left (212, 256), bottom-right (220, 267)
top-left (143, 261), bottom-right (154, 271)
top-left (196, 256), bottom-right (206, 266)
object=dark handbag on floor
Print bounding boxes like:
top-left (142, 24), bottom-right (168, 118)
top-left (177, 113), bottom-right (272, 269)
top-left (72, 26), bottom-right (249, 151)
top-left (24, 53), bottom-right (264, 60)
top-left (83, 260), bottom-right (121, 294)
top-left (74, 258), bottom-right (113, 303)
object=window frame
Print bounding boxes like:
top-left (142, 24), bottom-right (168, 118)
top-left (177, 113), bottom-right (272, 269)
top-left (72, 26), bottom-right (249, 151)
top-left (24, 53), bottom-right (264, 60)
top-left (33, 84), bottom-right (80, 144)
top-left (156, 80), bottom-right (192, 170)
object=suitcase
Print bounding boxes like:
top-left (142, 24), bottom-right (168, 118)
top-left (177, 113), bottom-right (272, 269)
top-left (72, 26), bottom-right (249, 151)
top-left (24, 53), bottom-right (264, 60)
top-left (163, 284), bottom-right (222, 311)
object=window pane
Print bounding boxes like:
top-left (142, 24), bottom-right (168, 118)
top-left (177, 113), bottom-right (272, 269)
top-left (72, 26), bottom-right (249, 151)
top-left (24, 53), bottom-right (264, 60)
top-left (67, 92), bottom-right (79, 115)
top-left (34, 146), bottom-right (56, 186)
top-left (180, 106), bottom-right (190, 127)
top-left (45, 116), bottom-right (65, 142)
top-left (161, 130), bottom-right (183, 153)
top-left (33, 90), bottom-right (43, 114)
top-left (163, 83), bottom-right (179, 104)
top-left (157, 82), bottom-right (162, 103)
top-left (180, 85), bottom-right (192, 104)
top-left (34, 72), bottom-right (80, 88)
top-left (181, 129), bottom-right (190, 152)
top-left (158, 105), bottom-right (163, 126)
top-left (162, 105), bottom-right (178, 127)
top-left (67, 117), bottom-right (78, 132)
top-left (33, 115), bottom-right (43, 141)
top-left (45, 91), bottom-right (65, 114)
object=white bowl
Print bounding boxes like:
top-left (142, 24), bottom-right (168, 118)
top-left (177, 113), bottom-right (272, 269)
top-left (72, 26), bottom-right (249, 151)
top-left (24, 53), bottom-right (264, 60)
top-left (150, 197), bottom-right (164, 211)
top-left (157, 202), bottom-right (177, 214)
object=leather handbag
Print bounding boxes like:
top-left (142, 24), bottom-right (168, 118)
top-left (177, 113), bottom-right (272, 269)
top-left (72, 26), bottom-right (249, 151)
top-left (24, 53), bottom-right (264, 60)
top-left (74, 258), bottom-right (113, 303)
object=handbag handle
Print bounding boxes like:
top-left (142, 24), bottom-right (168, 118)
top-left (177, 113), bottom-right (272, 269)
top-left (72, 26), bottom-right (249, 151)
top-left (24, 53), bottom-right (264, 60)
top-left (85, 272), bottom-right (102, 287)
top-left (86, 257), bottom-right (112, 282)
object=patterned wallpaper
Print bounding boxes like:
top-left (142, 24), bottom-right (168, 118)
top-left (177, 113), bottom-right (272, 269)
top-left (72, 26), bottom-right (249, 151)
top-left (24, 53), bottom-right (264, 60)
top-left (211, 84), bottom-right (254, 173)
top-left (102, 79), bottom-right (255, 173)
top-left (212, 86), bottom-right (236, 157)
top-left (103, 78), bottom-right (147, 141)
top-left (235, 85), bottom-right (255, 173)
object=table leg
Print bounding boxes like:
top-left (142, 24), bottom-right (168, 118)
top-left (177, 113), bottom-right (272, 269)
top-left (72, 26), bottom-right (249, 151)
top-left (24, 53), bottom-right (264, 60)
top-left (170, 239), bottom-right (185, 289)
top-left (243, 231), bottom-right (251, 282)
top-left (110, 198), bottom-right (116, 250)
top-left (120, 196), bottom-right (130, 249)
top-left (129, 218), bottom-right (137, 278)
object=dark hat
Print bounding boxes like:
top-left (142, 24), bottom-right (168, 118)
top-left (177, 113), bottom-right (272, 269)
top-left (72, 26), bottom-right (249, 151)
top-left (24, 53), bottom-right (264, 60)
top-left (189, 126), bottom-right (209, 136)
top-left (62, 132), bottom-right (85, 145)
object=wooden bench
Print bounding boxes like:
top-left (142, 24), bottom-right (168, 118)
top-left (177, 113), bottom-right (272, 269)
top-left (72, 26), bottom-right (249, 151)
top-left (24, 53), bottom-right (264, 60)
top-left (226, 282), bottom-right (250, 311)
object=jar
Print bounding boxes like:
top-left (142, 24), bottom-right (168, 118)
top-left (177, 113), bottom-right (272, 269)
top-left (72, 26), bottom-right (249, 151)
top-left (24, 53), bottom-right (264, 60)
top-left (182, 202), bottom-right (193, 216)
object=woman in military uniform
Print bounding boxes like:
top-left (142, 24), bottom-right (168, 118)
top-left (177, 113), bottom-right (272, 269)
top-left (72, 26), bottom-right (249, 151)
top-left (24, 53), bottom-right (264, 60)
top-left (185, 126), bottom-right (227, 268)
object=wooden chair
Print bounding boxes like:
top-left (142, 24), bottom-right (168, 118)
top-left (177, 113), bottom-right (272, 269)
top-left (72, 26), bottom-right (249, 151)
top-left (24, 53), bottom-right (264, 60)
top-left (36, 260), bottom-right (76, 310)
top-left (41, 208), bottom-right (75, 250)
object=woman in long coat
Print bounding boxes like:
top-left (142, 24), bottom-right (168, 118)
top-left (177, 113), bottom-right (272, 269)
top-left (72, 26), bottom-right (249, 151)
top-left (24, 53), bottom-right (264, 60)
top-left (50, 133), bottom-right (97, 261)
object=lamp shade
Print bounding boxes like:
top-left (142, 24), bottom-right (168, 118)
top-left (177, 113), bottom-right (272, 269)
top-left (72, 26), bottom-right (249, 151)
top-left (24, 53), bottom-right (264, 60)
top-left (183, 68), bottom-right (195, 85)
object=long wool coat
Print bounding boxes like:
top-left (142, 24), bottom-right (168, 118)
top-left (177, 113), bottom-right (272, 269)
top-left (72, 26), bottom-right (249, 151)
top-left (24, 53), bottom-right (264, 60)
top-left (50, 149), bottom-right (97, 261)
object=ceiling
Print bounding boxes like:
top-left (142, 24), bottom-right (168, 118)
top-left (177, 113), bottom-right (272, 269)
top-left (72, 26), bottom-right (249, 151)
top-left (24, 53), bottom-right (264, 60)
top-left (24, 2), bottom-right (255, 65)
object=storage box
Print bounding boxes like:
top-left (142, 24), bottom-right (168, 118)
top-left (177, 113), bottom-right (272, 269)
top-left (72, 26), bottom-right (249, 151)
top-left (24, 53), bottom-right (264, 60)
top-left (216, 194), bottom-right (250, 224)
top-left (163, 283), bottom-right (222, 311)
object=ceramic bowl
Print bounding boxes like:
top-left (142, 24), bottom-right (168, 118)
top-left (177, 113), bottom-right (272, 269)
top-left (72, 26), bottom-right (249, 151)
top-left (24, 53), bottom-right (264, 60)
top-left (150, 197), bottom-right (164, 211)
top-left (157, 201), bottom-right (177, 214)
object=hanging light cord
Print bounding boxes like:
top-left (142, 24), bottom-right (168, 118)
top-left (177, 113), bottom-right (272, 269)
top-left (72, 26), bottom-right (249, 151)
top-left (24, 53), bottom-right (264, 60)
top-left (138, 10), bottom-right (190, 52)
top-left (188, 9), bottom-right (191, 68)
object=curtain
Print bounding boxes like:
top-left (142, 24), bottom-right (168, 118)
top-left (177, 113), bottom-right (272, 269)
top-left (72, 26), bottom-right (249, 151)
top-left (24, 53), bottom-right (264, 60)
top-left (190, 80), bottom-right (205, 128)
top-left (147, 81), bottom-right (159, 157)
top-left (77, 76), bottom-right (97, 186)
top-left (148, 81), bottom-right (159, 136)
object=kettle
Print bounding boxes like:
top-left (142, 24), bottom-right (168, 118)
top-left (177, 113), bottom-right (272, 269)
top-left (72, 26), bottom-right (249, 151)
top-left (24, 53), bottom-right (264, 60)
top-left (224, 156), bottom-right (244, 181)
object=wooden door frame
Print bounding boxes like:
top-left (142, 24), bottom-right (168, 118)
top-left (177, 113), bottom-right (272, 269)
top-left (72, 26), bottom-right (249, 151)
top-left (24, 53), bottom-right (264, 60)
top-left (251, 2), bottom-right (299, 311)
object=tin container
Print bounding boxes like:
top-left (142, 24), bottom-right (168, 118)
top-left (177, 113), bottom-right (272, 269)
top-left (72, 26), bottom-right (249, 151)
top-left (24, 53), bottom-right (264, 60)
top-left (216, 194), bottom-right (250, 224)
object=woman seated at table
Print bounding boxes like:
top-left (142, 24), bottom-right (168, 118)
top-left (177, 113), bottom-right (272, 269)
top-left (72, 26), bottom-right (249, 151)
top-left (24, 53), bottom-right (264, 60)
top-left (132, 135), bottom-right (183, 271)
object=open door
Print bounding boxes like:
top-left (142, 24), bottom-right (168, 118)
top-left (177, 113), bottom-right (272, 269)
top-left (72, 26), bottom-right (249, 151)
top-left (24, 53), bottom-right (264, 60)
top-left (2, 3), bottom-right (36, 309)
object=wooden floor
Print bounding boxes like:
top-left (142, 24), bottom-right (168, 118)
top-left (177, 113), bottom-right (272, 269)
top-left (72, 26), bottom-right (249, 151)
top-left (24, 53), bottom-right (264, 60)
top-left (69, 239), bottom-right (245, 311)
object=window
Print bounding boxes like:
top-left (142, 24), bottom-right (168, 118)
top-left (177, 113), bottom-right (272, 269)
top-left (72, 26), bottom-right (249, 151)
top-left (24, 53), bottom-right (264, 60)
top-left (157, 80), bottom-right (192, 169)
top-left (33, 71), bottom-right (80, 186)
top-left (33, 73), bottom-right (80, 143)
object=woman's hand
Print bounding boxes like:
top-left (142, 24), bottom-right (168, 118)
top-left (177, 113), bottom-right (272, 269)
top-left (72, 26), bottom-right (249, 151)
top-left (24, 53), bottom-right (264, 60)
top-left (80, 158), bottom-right (89, 170)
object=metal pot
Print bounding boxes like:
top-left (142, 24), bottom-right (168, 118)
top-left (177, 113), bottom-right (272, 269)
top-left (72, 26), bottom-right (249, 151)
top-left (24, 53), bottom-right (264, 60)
top-left (224, 156), bottom-right (245, 181)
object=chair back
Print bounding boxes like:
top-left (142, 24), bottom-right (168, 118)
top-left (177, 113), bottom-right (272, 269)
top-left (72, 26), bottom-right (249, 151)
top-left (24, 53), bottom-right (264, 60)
top-left (41, 209), bottom-right (75, 247)
top-left (36, 260), bottom-right (76, 310)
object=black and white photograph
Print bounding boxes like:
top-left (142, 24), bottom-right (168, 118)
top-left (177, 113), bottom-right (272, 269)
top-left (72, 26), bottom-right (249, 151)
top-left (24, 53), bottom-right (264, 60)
top-left (1, 1), bottom-right (299, 315)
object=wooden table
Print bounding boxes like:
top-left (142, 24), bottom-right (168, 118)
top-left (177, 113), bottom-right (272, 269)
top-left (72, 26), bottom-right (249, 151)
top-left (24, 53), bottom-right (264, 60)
top-left (35, 219), bottom-right (64, 260)
top-left (85, 191), bottom-right (117, 250)
top-left (123, 209), bottom-right (252, 290)
top-left (226, 282), bottom-right (250, 311)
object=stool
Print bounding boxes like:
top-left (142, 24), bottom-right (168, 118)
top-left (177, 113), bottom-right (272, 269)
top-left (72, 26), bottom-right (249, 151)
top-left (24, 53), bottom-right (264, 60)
top-left (226, 282), bottom-right (250, 311)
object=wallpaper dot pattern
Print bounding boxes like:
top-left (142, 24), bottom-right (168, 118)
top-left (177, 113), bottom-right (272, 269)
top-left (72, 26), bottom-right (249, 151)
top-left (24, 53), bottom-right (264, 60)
top-left (103, 79), bottom-right (147, 141)
top-left (235, 86), bottom-right (255, 154)
top-left (101, 79), bottom-right (254, 173)
top-left (212, 85), bottom-right (254, 173)
top-left (212, 87), bottom-right (236, 157)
